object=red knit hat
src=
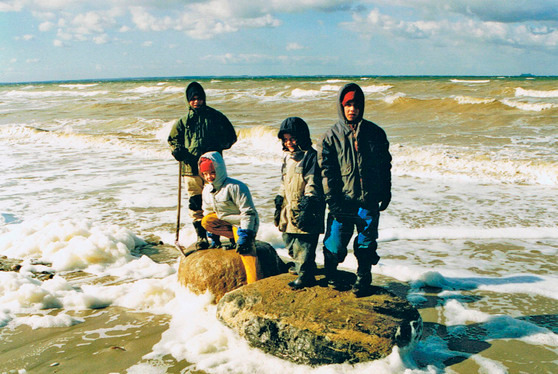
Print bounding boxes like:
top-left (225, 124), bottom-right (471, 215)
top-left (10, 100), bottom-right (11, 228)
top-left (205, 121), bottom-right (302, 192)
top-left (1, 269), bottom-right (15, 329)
top-left (199, 157), bottom-right (215, 173)
top-left (341, 90), bottom-right (357, 106)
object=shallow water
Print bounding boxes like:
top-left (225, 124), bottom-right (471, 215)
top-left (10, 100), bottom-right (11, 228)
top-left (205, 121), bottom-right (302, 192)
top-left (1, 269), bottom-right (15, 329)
top-left (0, 76), bottom-right (557, 373)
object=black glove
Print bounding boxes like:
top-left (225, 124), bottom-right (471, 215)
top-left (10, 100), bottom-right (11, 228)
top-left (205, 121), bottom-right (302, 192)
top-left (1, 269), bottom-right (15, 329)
top-left (171, 146), bottom-right (189, 162)
top-left (327, 198), bottom-right (351, 223)
top-left (273, 195), bottom-right (284, 227)
top-left (294, 195), bottom-right (323, 232)
top-left (379, 192), bottom-right (391, 211)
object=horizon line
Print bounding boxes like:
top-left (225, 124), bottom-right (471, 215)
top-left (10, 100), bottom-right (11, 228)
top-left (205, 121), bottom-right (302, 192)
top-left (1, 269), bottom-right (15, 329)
top-left (1, 73), bottom-right (553, 85)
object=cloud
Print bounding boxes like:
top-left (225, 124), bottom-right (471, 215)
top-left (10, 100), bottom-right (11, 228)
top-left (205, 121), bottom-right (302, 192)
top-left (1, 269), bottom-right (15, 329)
top-left (344, 4), bottom-right (558, 50)
top-left (39, 21), bottom-right (55, 32)
top-left (15, 34), bottom-right (35, 40)
top-left (286, 42), bottom-right (305, 51)
top-left (201, 52), bottom-right (337, 65)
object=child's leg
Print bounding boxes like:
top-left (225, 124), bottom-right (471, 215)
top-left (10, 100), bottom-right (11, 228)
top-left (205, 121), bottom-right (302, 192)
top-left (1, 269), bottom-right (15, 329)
top-left (285, 233), bottom-right (318, 277)
top-left (201, 213), bottom-right (235, 239)
top-left (233, 227), bottom-right (263, 284)
top-left (285, 233), bottom-right (318, 289)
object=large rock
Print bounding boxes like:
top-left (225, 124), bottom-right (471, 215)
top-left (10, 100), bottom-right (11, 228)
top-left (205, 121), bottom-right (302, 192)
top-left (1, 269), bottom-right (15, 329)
top-left (177, 241), bottom-right (289, 303)
top-left (216, 273), bottom-right (422, 365)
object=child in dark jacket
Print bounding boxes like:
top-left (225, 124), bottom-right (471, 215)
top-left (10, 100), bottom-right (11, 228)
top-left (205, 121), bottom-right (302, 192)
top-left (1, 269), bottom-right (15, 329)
top-left (274, 117), bottom-right (325, 289)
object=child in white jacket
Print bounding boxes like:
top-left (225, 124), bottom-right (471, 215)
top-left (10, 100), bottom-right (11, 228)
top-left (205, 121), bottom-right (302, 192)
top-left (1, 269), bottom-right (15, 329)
top-left (199, 151), bottom-right (262, 284)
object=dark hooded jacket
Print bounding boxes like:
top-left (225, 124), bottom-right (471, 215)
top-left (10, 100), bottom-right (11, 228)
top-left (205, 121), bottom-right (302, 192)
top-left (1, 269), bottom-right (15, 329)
top-left (277, 117), bottom-right (325, 234)
top-left (168, 82), bottom-right (237, 176)
top-left (317, 83), bottom-right (392, 212)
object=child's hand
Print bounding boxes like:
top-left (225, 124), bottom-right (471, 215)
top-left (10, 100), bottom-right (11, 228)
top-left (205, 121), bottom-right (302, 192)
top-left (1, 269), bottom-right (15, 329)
top-left (236, 229), bottom-right (255, 254)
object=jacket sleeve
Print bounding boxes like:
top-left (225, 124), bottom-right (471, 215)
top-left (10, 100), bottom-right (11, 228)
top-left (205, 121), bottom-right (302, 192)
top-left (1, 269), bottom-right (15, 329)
top-left (301, 150), bottom-right (323, 199)
top-left (202, 187), bottom-right (214, 216)
top-left (317, 132), bottom-right (343, 204)
top-left (377, 129), bottom-right (392, 199)
top-left (167, 118), bottom-right (185, 151)
top-left (216, 111), bottom-right (237, 151)
top-left (230, 183), bottom-right (259, 232)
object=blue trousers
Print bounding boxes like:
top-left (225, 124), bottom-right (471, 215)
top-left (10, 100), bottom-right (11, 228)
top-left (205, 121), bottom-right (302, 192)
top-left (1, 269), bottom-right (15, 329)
top-left (323, 207), bottom-right (380, 265)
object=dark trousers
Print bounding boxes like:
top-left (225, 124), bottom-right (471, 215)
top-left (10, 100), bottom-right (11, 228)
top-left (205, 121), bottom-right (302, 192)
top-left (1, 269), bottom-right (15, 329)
top-left (283, 233), bottom-right (319, 277)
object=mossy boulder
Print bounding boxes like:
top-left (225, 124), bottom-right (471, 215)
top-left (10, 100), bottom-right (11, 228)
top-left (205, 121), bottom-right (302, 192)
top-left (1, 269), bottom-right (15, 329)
top-left (216, 273), bottom-right (422, 365)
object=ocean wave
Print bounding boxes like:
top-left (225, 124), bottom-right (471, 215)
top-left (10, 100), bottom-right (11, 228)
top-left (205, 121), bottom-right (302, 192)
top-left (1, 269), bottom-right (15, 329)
top-left (450, 79), bottom-right (490, 84)
top-left (392, 144), bottom-right (557, 185)
top-left (0, 89), bottom-right (109, 99)
top-left (453, 95), bottom-right (495, 105)
top-left (319, 84), bottom-right (341, 92)
top-left (58, 83), bottom-right (99, 89)
top-left (362, 84), bottom-right (393, 94)
top-left (515, 87), bottom-right (558, 98)
top-left (0, 122), bottom-right (173, 160)
top-left (500, 99), bottom-right (555, 112)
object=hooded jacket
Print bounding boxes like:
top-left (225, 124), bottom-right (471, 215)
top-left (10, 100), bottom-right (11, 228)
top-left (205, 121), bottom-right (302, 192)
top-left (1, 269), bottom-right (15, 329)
top-left (200, 151), bottom-right (259, 232)
top-left (277, 117), bottom-right (325, 234)
top-left (317, 83), bottom-right (392, 212)
top-left (168, 82), bottom-right (237, 176)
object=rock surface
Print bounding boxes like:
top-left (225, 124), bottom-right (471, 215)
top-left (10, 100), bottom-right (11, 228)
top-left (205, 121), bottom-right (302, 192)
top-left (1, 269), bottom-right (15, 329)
top-left (177, 241), bottom-right (289, 303)
top-left (216, 272), bottom-right (422, 365)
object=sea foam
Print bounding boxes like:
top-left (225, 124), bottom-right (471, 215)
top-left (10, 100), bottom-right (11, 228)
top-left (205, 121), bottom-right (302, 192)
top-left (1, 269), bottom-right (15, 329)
top-left (515, 87), bottom-right (558, 98)
top-left (0, 217), bottom-right (143, 272)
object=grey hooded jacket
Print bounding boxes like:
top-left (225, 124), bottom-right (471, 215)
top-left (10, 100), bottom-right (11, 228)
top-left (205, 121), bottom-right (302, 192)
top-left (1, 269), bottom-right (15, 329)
top-left (317, 83), bottom-right (392, 212)
top-left (277, 117), bottom-right (325, 234)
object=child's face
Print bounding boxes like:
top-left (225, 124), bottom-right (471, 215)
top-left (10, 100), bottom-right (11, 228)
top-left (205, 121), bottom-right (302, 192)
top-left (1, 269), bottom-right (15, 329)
top-left (282, 133), bottom-right (297, 152)
top-left (202, 171), bottom-right (216, 183)
top-left (189, 95), bottom-right (204, 109)
top-left (343, 100), bottom-right (360, 122)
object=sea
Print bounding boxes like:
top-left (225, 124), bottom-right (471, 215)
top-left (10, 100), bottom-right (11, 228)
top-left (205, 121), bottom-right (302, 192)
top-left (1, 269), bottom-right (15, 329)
top-left (0, 76), bottom-right (557, 374)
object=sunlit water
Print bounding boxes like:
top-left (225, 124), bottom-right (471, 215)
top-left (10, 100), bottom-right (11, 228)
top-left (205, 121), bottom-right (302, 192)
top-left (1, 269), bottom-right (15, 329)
top-left (1, 76), bottom-right (557, 373)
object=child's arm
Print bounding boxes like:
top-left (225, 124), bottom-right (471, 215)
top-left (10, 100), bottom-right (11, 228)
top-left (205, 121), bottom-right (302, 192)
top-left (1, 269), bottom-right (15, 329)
top-left (229, 182), bottom-right (258, 232)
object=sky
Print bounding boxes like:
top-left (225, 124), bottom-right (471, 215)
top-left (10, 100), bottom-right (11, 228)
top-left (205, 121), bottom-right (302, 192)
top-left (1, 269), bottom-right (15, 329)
top-left (1, 0), bottom-right (557, 83)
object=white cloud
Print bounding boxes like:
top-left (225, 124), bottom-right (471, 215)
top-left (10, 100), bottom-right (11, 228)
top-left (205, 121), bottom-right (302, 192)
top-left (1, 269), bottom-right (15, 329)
top-left (26, 58), bottom-right (40, 63)
top-left (53, 39), bottom-right (65, 47)
top-left (344, 6), bottom-right (558, 49)
top-left (286, 42), bottom-right (305, 51)
top-left (93, 34), bottom-right (109, 44)
top-left (142, 41), bottom-right (153, 47)
top-left (201, 52), bottom-right (337, 65)
top-left (39, 21), bottom-right (55, 32)
top-left (15, 34), bottom-right (35, 41)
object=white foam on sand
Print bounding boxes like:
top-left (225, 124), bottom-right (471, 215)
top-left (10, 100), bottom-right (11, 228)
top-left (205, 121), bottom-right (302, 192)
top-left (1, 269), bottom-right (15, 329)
top-left (0, 217), bottom-right (143, 272)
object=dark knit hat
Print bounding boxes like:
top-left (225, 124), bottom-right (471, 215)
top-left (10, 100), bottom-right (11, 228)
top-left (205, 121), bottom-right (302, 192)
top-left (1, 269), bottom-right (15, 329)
top-left (185, 81), bottom-right (206, 103)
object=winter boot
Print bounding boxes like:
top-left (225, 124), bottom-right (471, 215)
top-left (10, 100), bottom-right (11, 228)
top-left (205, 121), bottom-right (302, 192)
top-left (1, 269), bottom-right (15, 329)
top-left (289, 272), bottom-right (316, 290)
top-left (323, 248), bottom-right (339, 287)
top-left (352, 257), bottom-right (373, 296)
top-left (193, 220), bottom-right (209, 250)
top-left (207, 232), bottom-right (221, 248)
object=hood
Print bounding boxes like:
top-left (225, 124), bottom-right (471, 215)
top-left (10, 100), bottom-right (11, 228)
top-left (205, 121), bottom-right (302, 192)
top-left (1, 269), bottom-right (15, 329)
top-left (337, 83), bottom-right (365, 124)
top-left (198, 151), bottom-right (228, 189)
top-left (277, 116), bottom-right (312, 151)
top-left (185, 81), bottom-right (206, 107)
